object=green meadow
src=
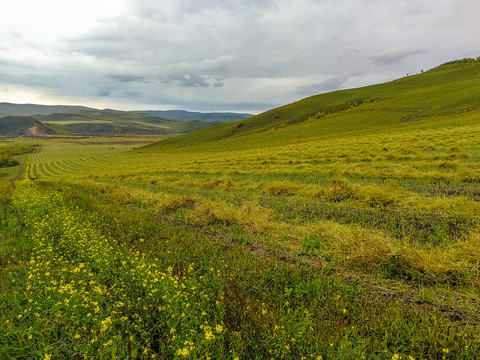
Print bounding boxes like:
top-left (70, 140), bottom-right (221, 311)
top-left (2, 59), bottom-right (480, 359)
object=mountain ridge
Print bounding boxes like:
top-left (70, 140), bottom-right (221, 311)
top-left (0, 107), bottom-right (223, 136)
top-left (0, 103), bottom-right (253, 123)
top-left (135, 110), bottom-right (253, 122)
top-left (0, 103), bottom-right (97, 117)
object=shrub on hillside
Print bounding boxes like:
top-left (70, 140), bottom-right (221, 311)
top-left (0, 157), bottom-right (19, 168)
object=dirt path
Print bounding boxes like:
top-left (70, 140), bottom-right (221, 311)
top-left (14, 156), bottom-right (28, 181)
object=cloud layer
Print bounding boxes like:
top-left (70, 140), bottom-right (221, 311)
top-left (1, 0), bottom-right (480, 112)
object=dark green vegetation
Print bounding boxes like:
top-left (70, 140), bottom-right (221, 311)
top-left (0, 116), bottom-right (52, 136)
top-left (2, 59), bottom-right (480, 359)
top-left (0, 144), bottom-right (35, 168)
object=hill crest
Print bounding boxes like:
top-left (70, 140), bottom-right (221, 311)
top-left (141, 58), bottom-right (480, 152)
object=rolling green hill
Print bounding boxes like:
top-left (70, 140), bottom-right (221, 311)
top-left (0, 109), bottom-right (223, 136)
top-left (0, 116), bottom-right (52, 136)
top-left (0, 103), bottom-right (95, 117)
top-left (37, 109), bottom-right (189, 135)
top-left (143, 59), bottom-right (480, 151)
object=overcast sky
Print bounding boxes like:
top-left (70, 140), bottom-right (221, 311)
top-left (1, 0), bottom-right (479, 113)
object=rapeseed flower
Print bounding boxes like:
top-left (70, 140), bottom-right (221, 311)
top-left (205, 330), bottom-right (215, 341)
top-left (176, 348), bottom-right (189, 357)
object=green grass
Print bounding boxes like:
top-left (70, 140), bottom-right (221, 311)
top-left (2, 181), bottom-right (479, 359)
top-left (2, 59), bottom-right (480, 359)
top-left (0, 143), bottom-right (36, 180)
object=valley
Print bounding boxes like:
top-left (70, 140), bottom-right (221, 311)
top-left (1, 60), bottom-right (480, 359)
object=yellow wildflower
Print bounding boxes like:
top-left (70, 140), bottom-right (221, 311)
top-left (205, 330), bottom-right (215, 341)
top-left (100, 317), bottom-right (112, 332)
top-left (103, 339), bottom-right (112, 347)
top-left (176, 348), bottom-right (189, 357)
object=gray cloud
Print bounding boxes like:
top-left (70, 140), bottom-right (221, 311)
top-left (179, 74), bottom-right (210, 88)
top-left (213, 80), bottom-right (224, 88)
top-left (1, 0), bottom-right (480, 112)
top-left (370, 48), bottom-right (428, 66)
top-left (108, 74), bottom-right (147, 83)
top-left (296, 76), bottom-right (348, 96)
top-left (97, 89), bottom-right (111, 97)
top-left (334, 47), bottom-right (362, 62)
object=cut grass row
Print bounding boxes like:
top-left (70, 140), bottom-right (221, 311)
top-left (2, 180), bottom-right (479, 359)
top-left (70, 174), bottom-right (480, 288)
top-left (28, 142), bottom-right (138, 179)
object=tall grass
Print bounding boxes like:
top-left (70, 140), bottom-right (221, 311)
top-left (2, 181), bottom-right (479, 359)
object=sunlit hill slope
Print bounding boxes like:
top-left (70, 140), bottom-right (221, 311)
top-left (142, 59), bottom-right (480, 153)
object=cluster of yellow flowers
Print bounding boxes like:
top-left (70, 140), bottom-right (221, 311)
top-left (7, 183), bottom-right (227, 358)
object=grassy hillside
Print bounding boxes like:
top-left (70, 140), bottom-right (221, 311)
top-left (0, 116), bottom-right (53, 136)
top-left (144, 59), bottom-right (480, 151)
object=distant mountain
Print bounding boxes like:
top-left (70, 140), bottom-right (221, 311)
top-left (0, 102), bottom-right (96, 117)
top-left (0, 104), bottom-right (223, 136)
top-left (36, 109), bottom-right (223, 136)
top-left (135, 110), bottom-right (253, 122)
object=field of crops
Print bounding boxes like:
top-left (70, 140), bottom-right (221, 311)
top-left (2, 62), bottom-right (480, 359)
top-left (27, 142), bottom-right (138, 179)
top-left (2, 128), bottom-right (480, 359)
